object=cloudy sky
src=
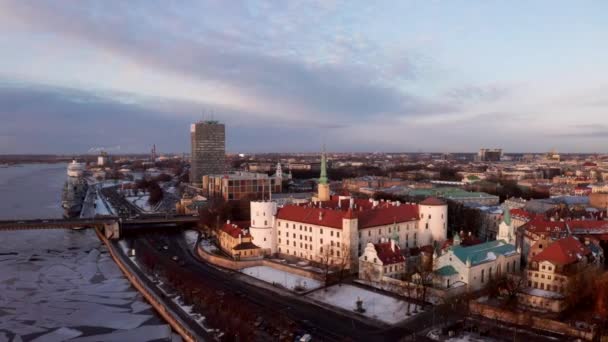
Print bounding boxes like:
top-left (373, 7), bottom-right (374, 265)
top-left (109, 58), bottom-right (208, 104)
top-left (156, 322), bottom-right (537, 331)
top-left (1, 1), bottom-right (607, 154)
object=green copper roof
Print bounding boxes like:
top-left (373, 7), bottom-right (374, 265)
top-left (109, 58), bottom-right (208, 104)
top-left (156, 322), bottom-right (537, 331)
top-left (451, 240), bottom-right (517, 267)
top-left (435, 265), bottom-right (458, 276)
top-left (319, 145), bottom-right (328, 185)
top-left (503, 207), bottom-right (511, 225)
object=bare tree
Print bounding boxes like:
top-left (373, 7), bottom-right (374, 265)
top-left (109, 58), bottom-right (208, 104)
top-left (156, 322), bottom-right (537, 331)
top-left (317, 244), bottom-right (334, 289)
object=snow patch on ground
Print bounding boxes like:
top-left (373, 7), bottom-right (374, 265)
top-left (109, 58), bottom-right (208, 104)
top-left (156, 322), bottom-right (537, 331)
top-left (241, 266), bottom-right (322, 291)
top-left (200, 239), bottom-right (219, 254)
top-left (307, 284), bottom-right (420, 324)
top-left (183, 230), bottom-right (200, 250)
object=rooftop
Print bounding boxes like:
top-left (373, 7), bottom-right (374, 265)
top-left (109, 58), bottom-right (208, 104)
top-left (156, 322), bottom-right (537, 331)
top-left (531, 236), bottom-right (591, 265)
top-left (450, 240), bottom-right (517, 267)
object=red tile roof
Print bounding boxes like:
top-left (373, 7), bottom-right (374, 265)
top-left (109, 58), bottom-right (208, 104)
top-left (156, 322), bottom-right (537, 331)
top-left (276, 201), bottom-right (419, 229)
top-left (523, 217), bottom-right (568, 236)
top-left (221, 222), bottom-right (250, 238)
top-left (374, 242), bottom-right (405, 265)
top-left (357, 204), bottom-right (419, 228)
top-left (276, 205), bottom-right (344, 229)
top-left (532, 236), bottom-right (591, 265)
top-left (510, 208), bottom-right (535, 222)
top-left (419, 197), bottom-right (446, 206)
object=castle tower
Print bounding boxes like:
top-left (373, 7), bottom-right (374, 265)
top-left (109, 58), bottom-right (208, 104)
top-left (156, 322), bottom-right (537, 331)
top-left (497, 207), bottom-right (515, 244)
top-left (317, 145), bottom-right (330, 201)
top-left (250, 201), bottom-right (278, 254)
top-left (342, 208), bottom-right (359, 272)
top-left (418, 197), bottom-right (448, 246)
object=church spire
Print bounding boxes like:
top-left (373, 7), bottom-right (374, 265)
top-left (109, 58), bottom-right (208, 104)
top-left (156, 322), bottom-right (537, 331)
top-left (319, 144), bottom-right (328, 185)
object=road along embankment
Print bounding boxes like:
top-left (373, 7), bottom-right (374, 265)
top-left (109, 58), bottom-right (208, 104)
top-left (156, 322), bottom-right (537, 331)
top-left (96, 228), bottom-right (205, 342)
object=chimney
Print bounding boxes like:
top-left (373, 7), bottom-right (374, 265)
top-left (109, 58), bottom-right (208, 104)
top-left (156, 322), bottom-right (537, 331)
top-left (390, 238), bottom-right (395, 252)
top-left (350, 198), bottom-right (355, 209)
top-left (468, 231), bottom-right (472, 237)
top-left (319, 212), bottom-right (323, 221)
top-left (239, 233), bottom-right (242, 244)
top-left (227, 219), bottom-right (231, 225)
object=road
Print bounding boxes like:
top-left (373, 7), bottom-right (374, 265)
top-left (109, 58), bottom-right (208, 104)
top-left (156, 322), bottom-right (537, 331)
top-left (136, 231), bottom-right (419, 341)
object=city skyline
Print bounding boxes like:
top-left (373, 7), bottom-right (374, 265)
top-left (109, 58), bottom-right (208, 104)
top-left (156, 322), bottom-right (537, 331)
top-left (1, 1), bottom-right (608, 154)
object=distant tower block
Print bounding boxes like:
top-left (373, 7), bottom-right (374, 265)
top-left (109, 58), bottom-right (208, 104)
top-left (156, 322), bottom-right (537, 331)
top-left (250, 201), bottom-right (277, 254)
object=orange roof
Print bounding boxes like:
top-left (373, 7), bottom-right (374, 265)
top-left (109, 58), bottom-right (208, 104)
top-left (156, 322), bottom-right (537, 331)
top-left (419, 197), bottom-right (446, 206)
top-left (532, 236), bottom-right (591, 265)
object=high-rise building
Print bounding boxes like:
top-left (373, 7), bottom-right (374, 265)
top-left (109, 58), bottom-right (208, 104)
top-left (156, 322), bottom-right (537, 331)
top-left (190, 121), bottom-right (226, 186)
top-left (478, 148), bottom-right (502, 162)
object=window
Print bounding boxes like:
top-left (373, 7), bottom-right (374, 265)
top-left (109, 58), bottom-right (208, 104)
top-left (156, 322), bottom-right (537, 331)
top-left (264, 220), bottom-right (267, 226)
top-left (293, 233), bottom-right (295, 238)
top-left (300, 243), bottom-right (302, 248)
top-left (300, 235), bottom-right (302, 240)
top-left (330, 231), bottom-right (334, 237)
top-left (278, 230), bottom-right (281, 236)
top-left (320, 247), bottom-right (323, 253)
top-left (331, 241), bottom-right (334, 246)
top-left (293, 224), bottom-right (296, 229)
top-left (428, 214), bottom-right (431, 219)
top-left (481, 270), bottom-right (485, 283)
top-left (279, 247), bottom-right (282, 252)
top-left (337, 251), bottom-right (340, 257)
top-left (320, 238), bottom-right (323, 244)
top-left (337, 242), bottom-right (340, 247)
top-left (337, 232), bottom-right (340, 238)
top-left (320, 229), bottom-right (324, 234)
top-left (293, 241), bottom-right (296, 246)
top-left (300, 225), bottom-right (302, 230)
top-left (368, 231), bottom-right (371, 237)
top-left (287, 240), bottom-right (289, 245)
top-left (279, 238), bottom-right (281, 243)
top-left (373, 258), bottom-right (377, 263)
top-left (364, 256), bottom-right (368, 261)
top-left (425, 223), bottom-right (428, 229)
top-left (378, 229), bottom-right (381, 235)
top-left (278, 222), bottom-right (281, 227)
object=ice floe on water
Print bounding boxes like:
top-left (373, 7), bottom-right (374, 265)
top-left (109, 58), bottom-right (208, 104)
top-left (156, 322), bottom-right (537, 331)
top-left (0, 229), bottom-right (170, 341)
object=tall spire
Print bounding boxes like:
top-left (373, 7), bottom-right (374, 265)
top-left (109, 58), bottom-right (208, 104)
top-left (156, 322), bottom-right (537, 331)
top-left (319, 144), bottom-right (328, 185)
top-left (503, 207), bottom-right (511, 225)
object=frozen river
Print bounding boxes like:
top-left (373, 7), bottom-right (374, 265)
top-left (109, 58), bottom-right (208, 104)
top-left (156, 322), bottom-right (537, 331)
top-left (0, 164), bottom-right (172, 341)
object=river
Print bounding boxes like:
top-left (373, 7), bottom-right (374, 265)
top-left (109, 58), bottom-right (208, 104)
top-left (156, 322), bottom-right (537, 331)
top-left (0, 164), bottom-right (172, 341)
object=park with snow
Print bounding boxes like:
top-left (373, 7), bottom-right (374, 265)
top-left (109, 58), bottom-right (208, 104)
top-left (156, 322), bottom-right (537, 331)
top-left (307, 284), bottom-right (421, 324)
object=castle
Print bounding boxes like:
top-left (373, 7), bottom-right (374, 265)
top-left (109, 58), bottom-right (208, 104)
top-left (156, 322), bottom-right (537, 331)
top-left (248, 148), bottom-right (448, 270)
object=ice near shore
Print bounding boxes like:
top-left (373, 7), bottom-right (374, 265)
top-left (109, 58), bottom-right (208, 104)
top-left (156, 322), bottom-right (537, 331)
top-left (0, 229), bottom-right (171, 341)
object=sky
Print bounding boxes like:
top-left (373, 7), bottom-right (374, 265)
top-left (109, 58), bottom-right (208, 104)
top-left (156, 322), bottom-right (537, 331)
top-left (0, 1), bottom-right (607, 154)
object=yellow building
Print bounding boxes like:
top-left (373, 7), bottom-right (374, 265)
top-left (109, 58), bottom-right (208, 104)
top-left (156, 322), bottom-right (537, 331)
top-left (217, 221), bottom-right (262, 260)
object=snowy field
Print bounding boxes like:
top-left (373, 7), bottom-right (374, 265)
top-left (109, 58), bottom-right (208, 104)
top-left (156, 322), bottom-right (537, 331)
top-left (307, 284), bottom-right (420, 324)
top-left (0, 230), bottom-right (170, 341)
top-left (200, 239), bottom-right (219, 254)
top-left (241, 266), bottom-right (322, 291)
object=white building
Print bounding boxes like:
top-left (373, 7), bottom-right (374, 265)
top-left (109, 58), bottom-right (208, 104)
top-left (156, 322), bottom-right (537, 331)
top-left (359, 239), bottom-right (407, 282)
top-left (249, 201), bottom-right (277, 254)
top-left (433, 235), bottom-right (520, 291)
top-left (249, 196), bottom-right (448, 271)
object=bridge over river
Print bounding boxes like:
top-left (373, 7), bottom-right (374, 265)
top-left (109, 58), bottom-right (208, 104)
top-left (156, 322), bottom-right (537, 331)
top-left (0, 215), bottom-right (199, 239)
